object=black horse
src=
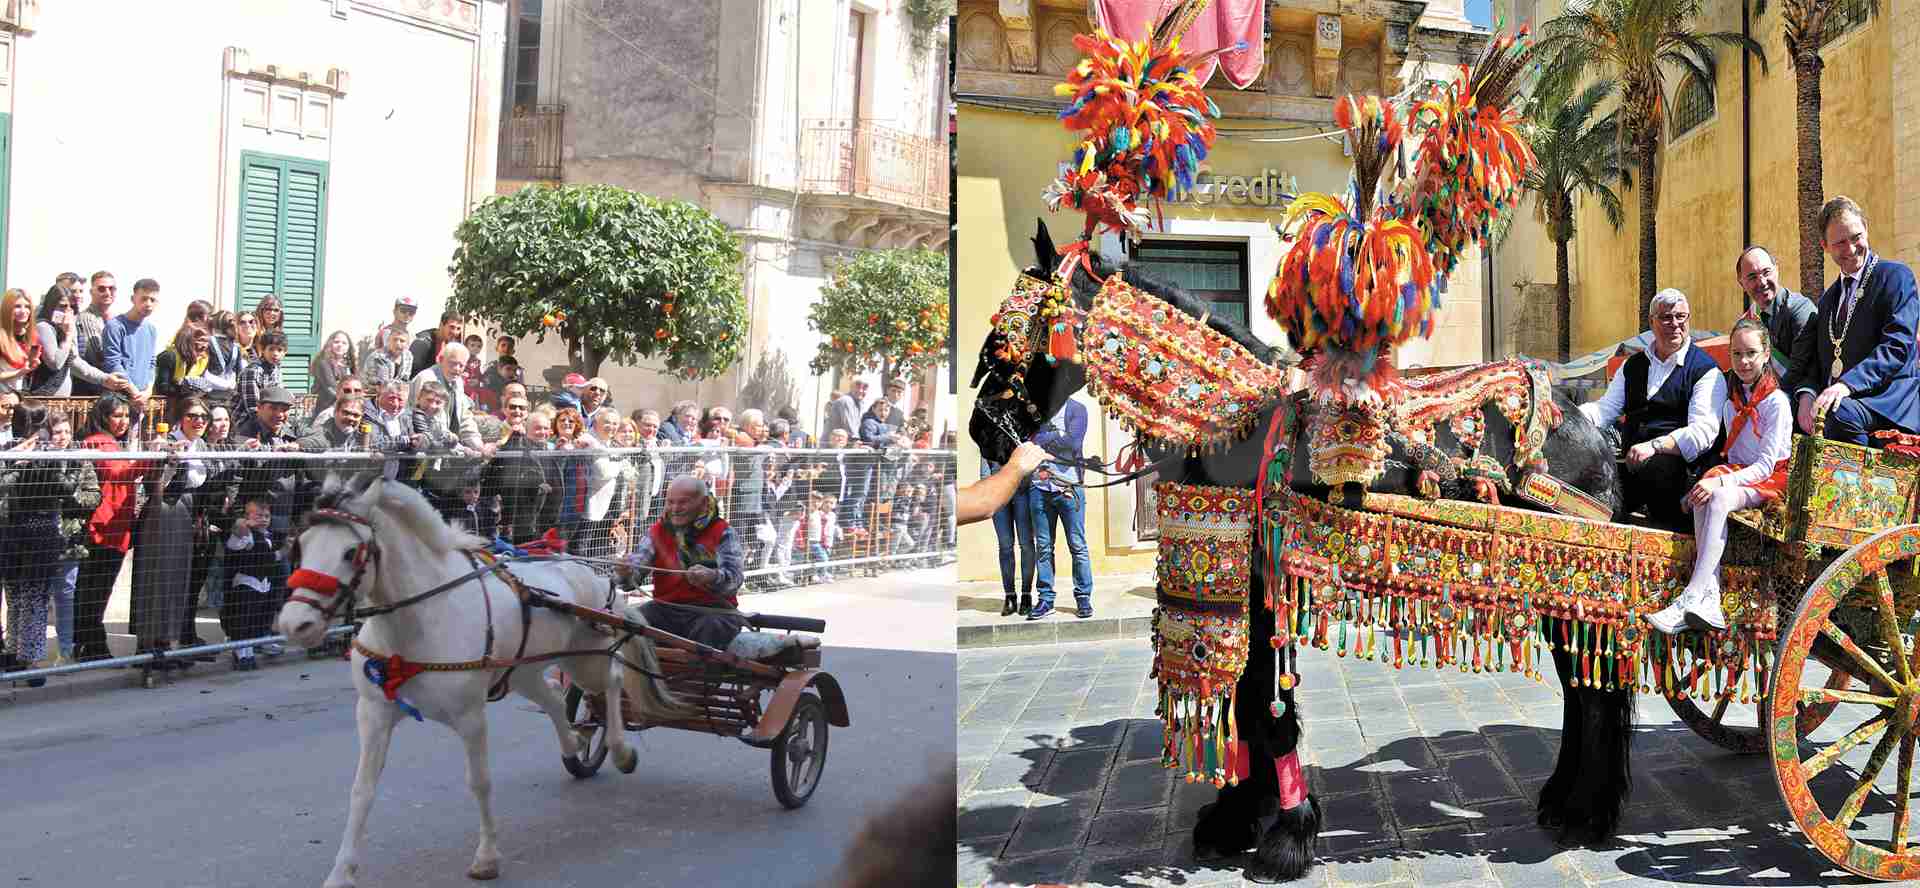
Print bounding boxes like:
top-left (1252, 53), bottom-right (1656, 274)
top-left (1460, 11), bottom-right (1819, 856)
top-left (969, 221), bottom-right (1637, 881)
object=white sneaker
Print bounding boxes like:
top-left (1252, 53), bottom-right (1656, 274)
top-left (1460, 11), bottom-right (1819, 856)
top-left (1646, 600), bottom-right (1689, 635)
top-left (1684, 583), bottom-right (1728, 631)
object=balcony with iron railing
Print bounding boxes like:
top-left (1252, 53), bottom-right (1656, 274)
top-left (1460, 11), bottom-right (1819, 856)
top-left (798, 119), bottom-right (949, 215)
top-left (498, 104), bottom-right (566, 182)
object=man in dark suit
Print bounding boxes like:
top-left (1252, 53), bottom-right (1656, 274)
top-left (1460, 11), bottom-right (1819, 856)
top-left (1789, 195), bottom-right (1920, 443)
top-left (1735, 245), bottom-right (1817, 388)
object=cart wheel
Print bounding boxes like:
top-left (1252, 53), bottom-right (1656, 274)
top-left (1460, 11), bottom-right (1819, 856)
top-left (562, 686), bottom-right (609, 779)
top-left (1770, 525), bottom-right (1920, 881)
top-left (771, 693), bottom-right (829, 809)
top-left (1667, 648), bottom-right (1852, 754)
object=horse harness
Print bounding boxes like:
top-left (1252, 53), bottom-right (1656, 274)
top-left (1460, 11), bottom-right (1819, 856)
top-left (290, 508), bottom-right (640, 704)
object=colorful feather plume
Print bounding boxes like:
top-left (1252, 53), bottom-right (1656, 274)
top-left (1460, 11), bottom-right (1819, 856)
top-left (1044, 2), bottom-right (1230, 244)
top-left (1265, 28), bottom-right (1538, 386)
top-left (1402, 26), bottom-right (1539, 276)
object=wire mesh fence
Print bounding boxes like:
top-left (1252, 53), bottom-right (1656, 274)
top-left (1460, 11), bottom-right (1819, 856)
top-left (0, 427), bottom-right (954, 685)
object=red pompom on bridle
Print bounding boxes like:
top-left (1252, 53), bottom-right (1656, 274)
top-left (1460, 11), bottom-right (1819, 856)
top-left (286, 508), bottom-right (379, 619)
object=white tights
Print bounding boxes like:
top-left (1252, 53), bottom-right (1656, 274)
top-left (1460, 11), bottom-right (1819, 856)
top-left (1683, 482), bottom-right (1768, 598)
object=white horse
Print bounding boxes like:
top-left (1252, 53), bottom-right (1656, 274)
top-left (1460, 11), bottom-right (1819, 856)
top-left (276, 475), bottom-right (688, 888)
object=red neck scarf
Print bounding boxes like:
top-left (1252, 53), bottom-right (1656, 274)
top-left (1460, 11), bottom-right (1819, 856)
top-left (1724, 369), bottom-right (1778, 456)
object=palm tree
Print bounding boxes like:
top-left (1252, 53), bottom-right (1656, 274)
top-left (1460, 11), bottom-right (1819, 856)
top-left (1539, 0), bottom-right (1767, 329)
top-left (1520, 76), bottom-right (1630, 361)
top-left (1751, 0), bottom-right (1877, 297)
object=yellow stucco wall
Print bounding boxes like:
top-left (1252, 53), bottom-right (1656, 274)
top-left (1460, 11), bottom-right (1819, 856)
top-left (957, 104), bottom-right (1487, 581)
top-left (1501, 1), bottom-right (1893, 354)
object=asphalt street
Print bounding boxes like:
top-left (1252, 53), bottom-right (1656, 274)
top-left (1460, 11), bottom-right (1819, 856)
top-left (0, 567), bottom-right (954, 888)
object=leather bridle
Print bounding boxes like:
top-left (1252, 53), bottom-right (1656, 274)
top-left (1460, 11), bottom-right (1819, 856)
top-left (286, 508), bottom-right (381, 621)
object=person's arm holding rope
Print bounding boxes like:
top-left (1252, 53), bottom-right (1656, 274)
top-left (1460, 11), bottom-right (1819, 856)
top-left (957, 441), bottom-right (1049, 526)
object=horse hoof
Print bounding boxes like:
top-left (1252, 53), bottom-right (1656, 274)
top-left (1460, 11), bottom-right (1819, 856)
top-left (467, 861), bottom-right (499, 880)
top-left (615, 746), bottom-right (637, 774)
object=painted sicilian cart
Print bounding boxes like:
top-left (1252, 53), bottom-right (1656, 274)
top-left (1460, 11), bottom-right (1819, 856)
top-left (965, 2), bottom-right (1920, 881)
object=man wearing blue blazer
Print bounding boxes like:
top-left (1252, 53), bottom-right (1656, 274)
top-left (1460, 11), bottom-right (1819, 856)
top-left (1789, 195), bottom-right (1920, 444)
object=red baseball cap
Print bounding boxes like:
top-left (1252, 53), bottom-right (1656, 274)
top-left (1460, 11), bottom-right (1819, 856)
top-left (563, 372), bottom-right (588, 388)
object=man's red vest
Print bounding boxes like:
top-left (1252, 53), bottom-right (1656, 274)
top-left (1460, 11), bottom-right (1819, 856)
top-left (648, 518), bottom-right (734, 607)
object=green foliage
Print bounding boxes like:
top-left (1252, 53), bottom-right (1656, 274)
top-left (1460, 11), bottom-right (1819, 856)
top-left (447, 184), bottom-right (747, 379)
top-left (902, 0), bottom-right (955, 55)
top-left (807, 249), bottom-right (949, 379)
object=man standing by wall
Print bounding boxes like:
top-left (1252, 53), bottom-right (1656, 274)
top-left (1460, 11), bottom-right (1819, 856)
top-left (101, 278), bottom-right (162, 420)
top-left (1028, 398), bottom-right (1093, 621)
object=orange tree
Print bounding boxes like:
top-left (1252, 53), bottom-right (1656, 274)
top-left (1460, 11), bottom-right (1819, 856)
top-left (807, 248), bottom-right (949, 381)
top-left (447, 184), bottom-right (746, 379)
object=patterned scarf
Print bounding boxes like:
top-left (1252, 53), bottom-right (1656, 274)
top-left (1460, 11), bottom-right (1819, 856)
top-left (1723, 368), bottom-right (1778, 457)
top-left (663, 497), bottom-right (723, 567)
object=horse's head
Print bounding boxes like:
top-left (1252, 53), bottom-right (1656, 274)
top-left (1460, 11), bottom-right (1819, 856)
top-left (277, 473), bottom-right (385, 648)
top-left (969, 219), bottom-right (1290, 484)
top-left (968, 220), bottom-right (1114, 465)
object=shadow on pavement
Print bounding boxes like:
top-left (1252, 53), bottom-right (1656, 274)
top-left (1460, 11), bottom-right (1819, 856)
top-left (960, 717), bottom-right (1871, 888)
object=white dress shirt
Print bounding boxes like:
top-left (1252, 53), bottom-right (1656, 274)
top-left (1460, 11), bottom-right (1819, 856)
top-left (1578, 340), bottom-right (1720, 460)
top-left (1670, 371), bottom-right (1794, 486)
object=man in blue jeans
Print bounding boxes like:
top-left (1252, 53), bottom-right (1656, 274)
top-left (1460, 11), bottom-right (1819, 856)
top-left (1029, 398), bottom-right (1093, 620)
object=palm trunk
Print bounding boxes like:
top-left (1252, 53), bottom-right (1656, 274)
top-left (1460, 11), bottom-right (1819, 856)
top-left (1794, 49), bottom-right (1826, 297)
top-left (1636, 136), bottom-right (1658, 331)
top-left (1556, 233), bottom-right (1574, 362)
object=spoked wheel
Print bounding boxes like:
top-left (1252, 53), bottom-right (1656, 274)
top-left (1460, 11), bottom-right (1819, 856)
top-left (562, 686), bottom-right (610, 779)
top-left (771, 693), bottom-right (829, 809)
top-left (1667, 646), bottom-right (1852, 754)
top-left (1771, 525), bottom-right (1920, 881)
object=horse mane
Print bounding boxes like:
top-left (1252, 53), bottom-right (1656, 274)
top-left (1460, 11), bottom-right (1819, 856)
top-left (324, 475), bottom-right (487, 555)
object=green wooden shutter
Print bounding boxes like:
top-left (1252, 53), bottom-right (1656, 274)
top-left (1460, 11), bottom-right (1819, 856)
top-left (0, 113), bottom-right (12, 281)
top-left (235, 151), bottom-right (328, 392)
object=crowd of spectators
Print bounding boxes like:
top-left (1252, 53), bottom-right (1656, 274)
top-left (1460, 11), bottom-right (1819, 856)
top-left (0, 276), bottom-right (957, 682)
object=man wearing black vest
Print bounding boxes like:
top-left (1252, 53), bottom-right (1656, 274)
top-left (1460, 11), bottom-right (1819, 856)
top-left (1579, 289), bottom-right (1721, 531)
top-left (1788, 195), bottom-right (1920, 443)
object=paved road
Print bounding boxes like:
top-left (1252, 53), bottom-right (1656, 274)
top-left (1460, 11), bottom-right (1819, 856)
top-left (0, 568), bottom-right (954, 888)
top-left (959, 637), bottom-right (1889, 888)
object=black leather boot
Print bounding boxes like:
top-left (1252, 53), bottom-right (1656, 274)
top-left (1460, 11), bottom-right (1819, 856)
top-left (1001, 595), bottom-right (1018, 616)
top-left (1018, 594), bottom-right (1033, 617)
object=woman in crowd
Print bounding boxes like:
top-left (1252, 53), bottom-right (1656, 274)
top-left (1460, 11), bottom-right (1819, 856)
top-left (571, 408), bottom-right (628, 559)
top-left (31, 283), bottom-right (98, 396)
top-left (253, 295), bottom-right (285, 340)
top-left (482, 390), bottom-right (552, 545)
top-left (549, 407), bottom-right (592, 542)
top-left (129, 392), bottom-right (215, 675)
top-left (206, 404), bottom-right (233, 446)
top-left (0, 406), bottom-right (100, 683)
top-left (154, 321), bottom-right (217, 402)
top-left (310, 330), bottom-right (358, 411)
top-left (860, 398), bottom-right (903, 449)
top-left (70, 394), bottom-right (143, 663)
top-left (0, 288), bottom-right (42, 395)
top-left (41, 412), bottom-right (100, 668)
top-left (216, 309), bottom-right (259, 372)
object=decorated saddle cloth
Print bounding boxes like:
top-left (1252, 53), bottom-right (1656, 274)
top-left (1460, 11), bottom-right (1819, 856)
top-left (1081, 275), bottom-right (1284, 452)
top-left (1151, 482), bottom-right (1256, 786)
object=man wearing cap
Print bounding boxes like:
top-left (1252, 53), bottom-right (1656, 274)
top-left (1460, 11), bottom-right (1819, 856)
top-left (581, 376), bottom-right (612, 416)
top-left (884, 377), bottom-right (909, 413)
top-left (365, 296), bottom-right (418, 366)
top-left (233, 384), bottom-right (307, 537)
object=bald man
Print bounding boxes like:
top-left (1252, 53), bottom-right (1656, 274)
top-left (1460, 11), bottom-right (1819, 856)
top-left (622, 476), bottom-right (747, 649)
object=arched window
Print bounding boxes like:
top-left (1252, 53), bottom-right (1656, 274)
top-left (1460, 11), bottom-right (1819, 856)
top-left (1670, 73), bottom-right (1715, 139)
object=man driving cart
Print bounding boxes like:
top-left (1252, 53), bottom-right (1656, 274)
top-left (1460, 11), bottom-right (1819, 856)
top-left (619, 476), bottom-right (747, 649)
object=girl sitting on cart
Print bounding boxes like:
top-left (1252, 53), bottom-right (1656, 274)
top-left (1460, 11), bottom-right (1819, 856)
top-left (1647, 317), bottom-right (1793, 634)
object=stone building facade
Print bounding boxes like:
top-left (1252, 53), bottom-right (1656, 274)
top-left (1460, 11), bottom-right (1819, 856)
top-left (494, 0), bottom-right (951, 435)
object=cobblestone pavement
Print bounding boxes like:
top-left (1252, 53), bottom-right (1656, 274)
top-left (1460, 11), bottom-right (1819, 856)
top-left (958, 637), bottom-right (1893, 888)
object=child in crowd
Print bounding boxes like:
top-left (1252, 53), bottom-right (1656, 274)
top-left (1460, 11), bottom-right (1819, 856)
top-left (237, 331), bottom-right (289, 418)
top-left (1646, 316), bottom-right (1792, 635)
top-left (362, 326), bottom-right (413, 389)
top-left (222, 495), bottom-right (283, 670)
